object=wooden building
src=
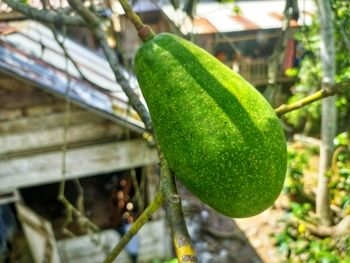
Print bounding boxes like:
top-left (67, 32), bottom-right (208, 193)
top-left (0, 21), bottom-right (170, 262)
top-left (159, 0), bottom-right (315, 87)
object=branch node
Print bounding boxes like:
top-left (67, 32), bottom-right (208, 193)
top-left (138, 25), bottom-right (155, 42)
top-left (169, 194), bottom-right (181, 204)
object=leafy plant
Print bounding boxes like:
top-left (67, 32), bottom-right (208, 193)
top-left (275, 132), bottom-right (350, 262)
top-left (284, 147), bottom-right (311, 197)
top-left (283, 0), bottom-right (350, 135)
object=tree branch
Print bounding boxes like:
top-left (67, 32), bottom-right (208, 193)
top-left (118, 0), bottom-right (155, 41)
top-left (58, 195), bottom-right (100, 233)
top-left (291, 215), bottom-right (350, 238)
top-left (159, 150), bottom-right (198, 262)
top-left (67, 0), bottom-right (152, 131)
top-left (275, 78), bottom-right (350, 116)
top-left (118, 0), bottom-right (144, 31)
top-left (2, 0), bottom-right (85, 27)
top-left (103, 190), bottom-right (164, 263)
top-left (49, 25), bottom-right (93, 85)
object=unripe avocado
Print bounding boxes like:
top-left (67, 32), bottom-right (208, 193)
top-left (135, 33), bottom-right (287, 218)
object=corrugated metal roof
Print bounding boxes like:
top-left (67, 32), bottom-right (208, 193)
top-left (161, 0), bottom-right (315, 35)
top-left (0, 21), bottom-right (146, 133)
top-left (0, 0), bottom-right (158, 16)
top-left (0, 0), bottom-right (68, 13)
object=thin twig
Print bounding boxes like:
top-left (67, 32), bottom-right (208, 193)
top-left (118, 0), bottom-right (144, 31)
top-left (56, 25), bottom-right (99, 235)
top-left (131, 169), bottom-right (144, 211)
top-left (73, 178), bottom-right (85, 214)
top-left (275, 78), bottom-right (350, 116)
top-left (58, 195), bottom-right (99, 232)
top-left (3, 0), bottom-right (85, 26)
top-left (49, 25), bottom-right (95, 85)
top-left (67, 0), bottom-right (153, 131)
top-left (118, 0), bottom-right (155, 41)
top-left (103, 190), bottom-right (164, 263)
top-left (57, 44), bottom-right (71, 200)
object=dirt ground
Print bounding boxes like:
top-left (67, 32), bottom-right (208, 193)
top-left (235, 203), bottom-right (285, 263)
top-left (178, 181), bottom-right (286, 263)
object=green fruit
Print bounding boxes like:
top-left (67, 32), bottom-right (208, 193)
top-left (134, 33), bottom-right (287, 218)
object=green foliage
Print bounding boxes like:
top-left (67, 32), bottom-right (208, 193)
top-left (276, 132), bottom-right (350, 261)
top-left (285, 68), bottom-right (299, 78)
top-left (276, 223), bottom-right (350, 262)
top-left (290, 202), bottom-right (312, 219)
top-left (283, 0), bottom-right (350, 135)
top-left (232, 5), bottom-right (240, 15)
top-left (283, 35), bottom-right (322, 133)
top-left (330, 132), bottom-right (350, 213)
top-left (331, 1), bottom-right (350, 78)
top-left (284, 147), bottom-right (310, 196)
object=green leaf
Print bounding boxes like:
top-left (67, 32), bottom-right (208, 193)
top-left (170, 0), bottom-right (180, 10)
top-left (184, 0), bottom-right (198, 19)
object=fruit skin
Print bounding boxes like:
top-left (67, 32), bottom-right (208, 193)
top-left (134, 33), bottom-right (287, 218)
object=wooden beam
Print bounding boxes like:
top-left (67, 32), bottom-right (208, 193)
top-left (213, 31), bottom-right (280, 43)
top-left (15, 203), bottom-right (61, 263)
top-left (0, 139), bottom-right (158, 191)
top-left (0, 122), bottom-right (124, 155)
top-left (0, 190), bottom-right (20, 205)
top-left (0, 110), bottom-right (110, 134)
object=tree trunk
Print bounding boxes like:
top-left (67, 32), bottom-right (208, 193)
top-left (316, 0), bottom-right (336, 226)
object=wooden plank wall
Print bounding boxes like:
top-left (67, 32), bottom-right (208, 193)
top-left (0, 73), bottom-right (159, 191)
top-left (0, 73), bottom-right (126, 157)
top-left (0, 139), bottom-right (158, 191)
top-left (57, 220), bottom-right (172, 263)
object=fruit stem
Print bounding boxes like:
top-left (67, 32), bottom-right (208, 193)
top-left (118, 0), bottom-right (155, 42)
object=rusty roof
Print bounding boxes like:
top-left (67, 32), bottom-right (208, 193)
top-left (0, 0), bottom-right (156, 17)
top-left (161, 0), bottom-right (315, 35)
top-left (0, 21), bottom-right (146, 133)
